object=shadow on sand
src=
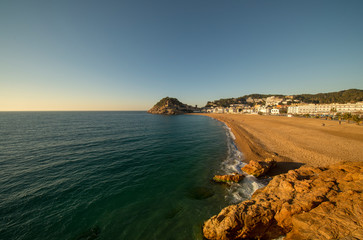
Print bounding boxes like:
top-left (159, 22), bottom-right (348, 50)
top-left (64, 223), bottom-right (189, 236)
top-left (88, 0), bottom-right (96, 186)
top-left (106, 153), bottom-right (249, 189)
top-left (267, 161), bottom-right (305, 177)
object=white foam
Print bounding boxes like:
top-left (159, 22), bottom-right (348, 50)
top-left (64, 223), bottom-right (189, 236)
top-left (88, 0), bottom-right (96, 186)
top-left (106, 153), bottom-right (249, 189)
top-left (220, 124), bottom-right (267, 203)
top-left (226, 126), bottom-right (236, 140)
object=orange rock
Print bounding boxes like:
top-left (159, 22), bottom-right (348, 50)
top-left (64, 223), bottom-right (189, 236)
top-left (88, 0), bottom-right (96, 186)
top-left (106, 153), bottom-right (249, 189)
top-left (213, 173), bottom-right (245, 183)
top-left (241, 158), bottom-right (276, 177)
top-left (203, 161), bottom-right (363, 240)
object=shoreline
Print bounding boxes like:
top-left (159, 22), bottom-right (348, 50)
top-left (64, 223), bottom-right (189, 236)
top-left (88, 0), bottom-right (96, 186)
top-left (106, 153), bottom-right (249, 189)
top-left (195, 113), bottom-right (363, 240)
top-left (193, 113), bottom-right (363, 174)
top-left (196, 114), bottom-right (274, 161)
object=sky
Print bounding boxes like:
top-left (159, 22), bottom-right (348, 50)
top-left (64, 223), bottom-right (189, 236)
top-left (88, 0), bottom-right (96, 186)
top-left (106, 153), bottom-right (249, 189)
top-left (1, 0), bottom-right (363, 111)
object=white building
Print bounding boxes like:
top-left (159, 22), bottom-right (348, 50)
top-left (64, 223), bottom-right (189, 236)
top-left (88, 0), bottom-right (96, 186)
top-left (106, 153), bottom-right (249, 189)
top-left (230, 104), bottom-right (247, 108)
top-left (287, 102), bottom-right (363, 115)
top-left (271, 109), bottom-right (280, 115)
top-left (287, 106), bottom-right (299, 114)
top-left (298, 104), bottom-right (318, 114)
top-left (226, 107), bottom-right (238, 114)
top-left (265, 96), bottom-right (283, 106)
top-left (257, 106), bottom-right (270, 114)
top-left (334, 103), bottom-right (363, 113)
top-left (213, 107), bottom-right (225, 113)
top-left (241, 107), bottom-right (254, 114)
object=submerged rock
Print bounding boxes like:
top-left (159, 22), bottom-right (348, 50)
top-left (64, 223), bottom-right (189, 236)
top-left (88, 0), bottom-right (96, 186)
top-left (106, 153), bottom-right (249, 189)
top-left (75, 226), bottom-right (100, 240)
top-left (187, 186), bottom-right (215, 200)
top-left (203, 161), bottom-right (363, 240)
top-left (213, 173), bottom-right (245, 183)
top-left (241, 158), bottom-right (276, 177)
top-left (165, 206), bottom-right (183, 219)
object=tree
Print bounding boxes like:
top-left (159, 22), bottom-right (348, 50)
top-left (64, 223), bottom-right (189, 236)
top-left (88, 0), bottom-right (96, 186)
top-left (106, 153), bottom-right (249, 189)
top-left (343, 113), bottom-right (353, 123)
top-left (343, 113), bottom-right (352, 120)
top-left (352, 115), bottom-right (361, 125)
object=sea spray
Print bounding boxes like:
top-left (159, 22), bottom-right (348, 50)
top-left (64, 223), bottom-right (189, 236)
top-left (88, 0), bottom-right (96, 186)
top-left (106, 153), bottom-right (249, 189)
top-left (220, 124), bottom-right (266, 204)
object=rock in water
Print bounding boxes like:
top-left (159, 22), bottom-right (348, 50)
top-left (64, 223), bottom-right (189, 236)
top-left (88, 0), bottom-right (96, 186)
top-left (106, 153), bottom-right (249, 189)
top-left (203, 161), bottom-right (363, 240)
top-left (147, 97), bottom-right (196, 115)
top-left (213, 173), bottom-right (245, 183)
top-left (241, 158), bottom-right (276, 177)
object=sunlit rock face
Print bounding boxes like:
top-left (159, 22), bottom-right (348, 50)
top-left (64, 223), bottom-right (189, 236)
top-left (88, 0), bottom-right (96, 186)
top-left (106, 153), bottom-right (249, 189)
top-left (147, 97), bottom-right (194, 115)
top-left (241, 158), bottom-right (276, 177)
top-left (203, 161), bottom-right (363, 240)
top-left (213, 173), bottom-right (245, 183)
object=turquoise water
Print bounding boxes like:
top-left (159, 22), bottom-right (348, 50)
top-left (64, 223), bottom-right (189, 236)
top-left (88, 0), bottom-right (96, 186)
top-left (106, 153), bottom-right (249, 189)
top-left (0, 112), bottom-right (262, 240)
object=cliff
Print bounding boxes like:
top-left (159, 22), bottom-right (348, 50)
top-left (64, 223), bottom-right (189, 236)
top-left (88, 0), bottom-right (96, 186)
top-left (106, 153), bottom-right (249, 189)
top-left (203, 161), bottom-right (363, 240)
top-left (147, 97), bottom-right (194, 115)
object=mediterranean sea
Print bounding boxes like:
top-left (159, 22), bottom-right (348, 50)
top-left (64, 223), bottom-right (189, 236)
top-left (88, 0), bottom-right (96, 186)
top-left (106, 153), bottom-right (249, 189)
top-left (0, 112), bottom-right (262, 240)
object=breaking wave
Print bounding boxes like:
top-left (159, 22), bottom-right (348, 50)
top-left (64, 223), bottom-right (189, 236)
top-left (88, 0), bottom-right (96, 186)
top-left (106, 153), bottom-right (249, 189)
top-left (221, 124), bottom-right (266, 204)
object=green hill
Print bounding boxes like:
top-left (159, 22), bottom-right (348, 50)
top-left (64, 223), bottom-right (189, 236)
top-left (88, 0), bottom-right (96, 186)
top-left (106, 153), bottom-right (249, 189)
top-left (206, 89), bottom-right (363, 107)
top-left (148, 97), bottom-right (194, 115)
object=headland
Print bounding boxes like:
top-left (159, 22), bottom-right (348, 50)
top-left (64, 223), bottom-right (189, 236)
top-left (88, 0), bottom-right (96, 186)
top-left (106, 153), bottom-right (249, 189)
top-left (147, 97), bottom-right (198, 115)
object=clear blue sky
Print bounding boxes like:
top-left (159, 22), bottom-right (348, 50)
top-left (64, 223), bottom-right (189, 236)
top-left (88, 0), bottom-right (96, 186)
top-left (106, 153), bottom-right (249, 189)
top-left (1, 0), bottom-right (363, 110)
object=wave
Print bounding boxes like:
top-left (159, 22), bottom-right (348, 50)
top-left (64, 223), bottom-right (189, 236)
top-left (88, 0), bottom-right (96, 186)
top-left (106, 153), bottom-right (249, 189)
top-left (220, 124), bottom-right (266, 204)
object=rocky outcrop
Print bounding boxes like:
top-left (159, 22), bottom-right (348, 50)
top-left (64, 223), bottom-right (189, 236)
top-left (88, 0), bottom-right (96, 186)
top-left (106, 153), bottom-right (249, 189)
top-left (241, 158), bottom-right (276, 177)
top-left (147, 97), bottom-right (196, 115)
top-left (203, 161), bottom-right (363, 240)
top-left (213, 173), bottom-right (245, 183)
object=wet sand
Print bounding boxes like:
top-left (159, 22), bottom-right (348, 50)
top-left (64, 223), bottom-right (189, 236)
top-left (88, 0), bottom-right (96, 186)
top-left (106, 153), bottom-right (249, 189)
top-left (195, 113), bottom-right (363, 174)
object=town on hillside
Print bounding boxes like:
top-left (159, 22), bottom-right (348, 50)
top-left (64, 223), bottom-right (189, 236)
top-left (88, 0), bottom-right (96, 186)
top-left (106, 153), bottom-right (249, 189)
top-left (198, 89), bottom-right (363, 122)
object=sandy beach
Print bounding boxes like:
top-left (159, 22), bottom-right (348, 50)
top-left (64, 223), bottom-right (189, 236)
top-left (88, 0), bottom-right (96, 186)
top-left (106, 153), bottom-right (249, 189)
top-left (199, 113), bottom-right (363, 239)
top-left (196, 113), bottom-right (363, 174)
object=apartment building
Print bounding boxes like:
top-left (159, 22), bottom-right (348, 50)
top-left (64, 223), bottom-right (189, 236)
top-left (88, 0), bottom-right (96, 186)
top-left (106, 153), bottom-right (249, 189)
top-left (287, 102), bottom-right (363, 115)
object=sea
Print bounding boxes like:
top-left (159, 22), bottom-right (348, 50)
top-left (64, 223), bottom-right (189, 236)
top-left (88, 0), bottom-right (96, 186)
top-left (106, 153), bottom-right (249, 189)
top-left (0, 111), bottom-right (264, 240)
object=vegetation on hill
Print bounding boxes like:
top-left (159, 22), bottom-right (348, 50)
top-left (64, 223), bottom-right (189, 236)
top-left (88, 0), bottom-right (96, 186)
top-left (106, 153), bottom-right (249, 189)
top-left (148, 97), bottom-right (194, 115)
top-left (206, 98), bottom-right (243, 108)
top-left (293, 89), bottom-right (363, 104)
top-left (154, 97), bottom-right (185, 108)
top-left (206, 89), bottom-right (363, 107)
